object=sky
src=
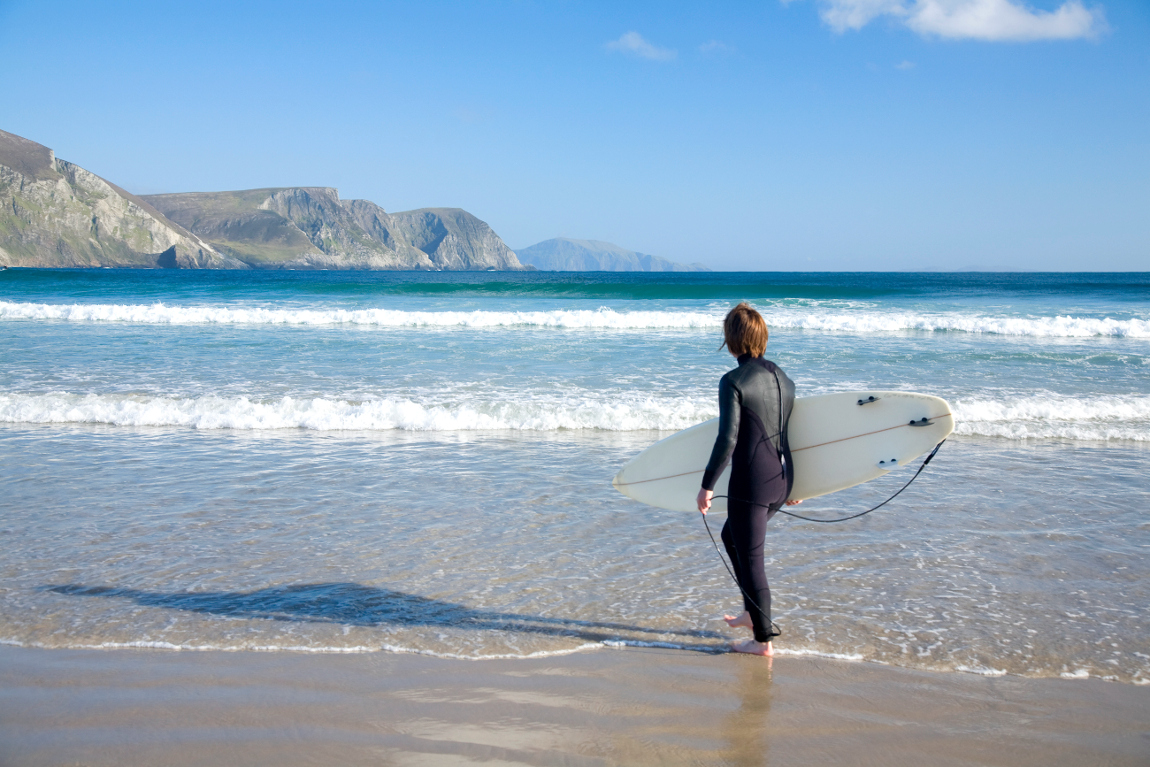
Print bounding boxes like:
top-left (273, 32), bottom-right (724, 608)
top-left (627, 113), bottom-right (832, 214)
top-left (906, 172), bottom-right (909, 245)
top-left (1, 0), bottom-right (1147, 271)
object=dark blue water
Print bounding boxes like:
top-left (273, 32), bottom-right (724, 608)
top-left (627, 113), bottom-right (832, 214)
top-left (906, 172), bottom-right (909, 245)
top-left (4, 268), bottom-right (1150, 305)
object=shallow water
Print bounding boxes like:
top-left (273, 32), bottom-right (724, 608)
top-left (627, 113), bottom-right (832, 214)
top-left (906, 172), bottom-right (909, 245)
top-left (1, 270), bottom-right (1147, 682)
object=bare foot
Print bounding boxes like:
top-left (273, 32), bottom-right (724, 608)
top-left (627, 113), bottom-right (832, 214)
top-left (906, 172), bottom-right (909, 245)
top-left (724, 611), bottom-right (753, 630)
top-left (731, 638), bottom-right (774, 656)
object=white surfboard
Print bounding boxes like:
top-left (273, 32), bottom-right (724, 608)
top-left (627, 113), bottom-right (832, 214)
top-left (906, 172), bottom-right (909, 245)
top-left (612, 391), bottom-right (953, 513)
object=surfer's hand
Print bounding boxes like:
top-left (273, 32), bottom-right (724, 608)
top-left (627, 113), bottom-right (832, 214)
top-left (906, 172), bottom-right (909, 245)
top-left (785, 499), bottom-right (803, 506)
top-left (697, 488), bottom-right (713, 515)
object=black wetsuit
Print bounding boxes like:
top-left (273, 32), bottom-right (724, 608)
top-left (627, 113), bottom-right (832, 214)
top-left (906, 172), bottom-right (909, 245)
top-left (701, 354), bottom-right (795, 643)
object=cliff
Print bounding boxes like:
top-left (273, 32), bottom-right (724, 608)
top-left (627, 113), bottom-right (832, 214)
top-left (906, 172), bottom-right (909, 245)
top-left (390, 208), bottom-right (526, 271)
top-left (144, 189), bottom-right (530, 271)
top-left (0, 129), bottom-right (243, 269)
top-left (515, 238), bottom-right (709, 272)
top-left (0, 128), bottom-right (529, 271)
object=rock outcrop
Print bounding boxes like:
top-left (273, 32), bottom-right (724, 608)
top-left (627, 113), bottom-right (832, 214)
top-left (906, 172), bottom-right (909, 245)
top-left (516, 237), bottom-right (709, 272)
top-left (390, 208), bottom-right (526, 271)
top-left (144, 188), bottom-right (530, 271)
top-left (0, 129), bottom-right (243, 269)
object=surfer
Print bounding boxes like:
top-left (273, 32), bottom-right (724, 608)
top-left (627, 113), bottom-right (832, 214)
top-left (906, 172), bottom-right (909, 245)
top-left (696, 302), bottom-right (801, 656)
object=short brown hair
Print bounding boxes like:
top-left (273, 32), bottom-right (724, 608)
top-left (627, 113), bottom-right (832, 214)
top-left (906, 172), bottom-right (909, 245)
top-left (721, 302), bottom-right (768, 357)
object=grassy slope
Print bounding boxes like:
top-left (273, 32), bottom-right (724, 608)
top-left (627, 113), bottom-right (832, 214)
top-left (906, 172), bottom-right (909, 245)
top-left (143, 190), bottom-right (322, 264)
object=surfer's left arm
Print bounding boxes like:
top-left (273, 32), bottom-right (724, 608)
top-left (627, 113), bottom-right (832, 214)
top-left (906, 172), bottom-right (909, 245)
top-left (701, 377), bottom-right (740, 493)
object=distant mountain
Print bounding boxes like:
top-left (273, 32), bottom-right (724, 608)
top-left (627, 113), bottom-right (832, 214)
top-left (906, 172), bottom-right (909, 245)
top-left (515, 238), bottom-right (709, 272)
top-left (144, 189), bottom-right (530, 271)
top-left (0, 129), bottom-right (242, 268)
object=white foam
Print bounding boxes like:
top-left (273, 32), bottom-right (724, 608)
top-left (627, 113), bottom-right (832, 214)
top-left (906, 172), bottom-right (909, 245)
top-left (955, 664), bottom-right (1009, 677)
top-left (0, 301), bottom-right (721, 330)
top-left (0, 636), bottom-right (608, 659)
top-left (369, 642), bottom-right (610, 660)
top-left (0, 391), bottom-right (715, 432)
top-left (3, 300), bottom-right (1148, 338)
top-left (5, 635), bottom-right (1142, 680)
top-left (764, 310), bottom-right (1150, 338)
top-left (953, 395), bottom-right (1150, 442)
top-left (772, 647), bottom-right (866, 661)
top-left (600, 639), bottom-right (700, 651)
top-left (3, 390), bottom-right (1147, 440)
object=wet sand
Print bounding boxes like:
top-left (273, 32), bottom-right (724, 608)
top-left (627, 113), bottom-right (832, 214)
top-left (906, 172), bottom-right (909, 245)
top-left (2, 645), bottom-right (1148, 766)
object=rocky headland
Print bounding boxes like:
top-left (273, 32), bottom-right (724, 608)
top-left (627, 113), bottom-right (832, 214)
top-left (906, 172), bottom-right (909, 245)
top-left (0, 129), bottom-right (241, 269)
top-left (515, 237), bottom-right (708, 272)
top-left (143, 188), bottom-right (528, 271)
top-left (0, 128), bottom-right (529, 270)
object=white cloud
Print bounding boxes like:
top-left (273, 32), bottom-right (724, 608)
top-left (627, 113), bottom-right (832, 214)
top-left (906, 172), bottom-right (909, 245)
top-left (821, 0), bottom-right (906, 31)
top-left (908, 0), bottom-right (1105, 40)
top-left (815, 0), bottom-right (1106, 41)
top-left (895, 59), bottom-right (917, 68)
top-left (699, 39), bottom-right (737, 54)
top-left (605, 32), bottom-right (677, 61)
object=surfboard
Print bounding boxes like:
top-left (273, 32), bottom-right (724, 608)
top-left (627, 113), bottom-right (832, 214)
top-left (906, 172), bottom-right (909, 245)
top-left (612, 391), bottom-right (954, 513)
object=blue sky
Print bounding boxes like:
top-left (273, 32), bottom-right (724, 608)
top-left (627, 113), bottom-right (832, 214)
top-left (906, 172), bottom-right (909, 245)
top-left (1, 0), bottom-right (1146, 270)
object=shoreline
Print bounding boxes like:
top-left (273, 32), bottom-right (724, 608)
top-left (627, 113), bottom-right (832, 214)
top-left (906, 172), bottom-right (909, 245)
top-left (9, 634), bottom-right (1142, 684)
top-left (2, 644), bottom-right (1147, 766)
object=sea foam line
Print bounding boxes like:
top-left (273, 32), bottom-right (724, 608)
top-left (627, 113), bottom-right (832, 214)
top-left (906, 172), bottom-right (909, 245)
top-left (2, 300), bottom-right (1148, 337)
top-left (1, 391), bottom-right (1148, 440)
top-left (0, 301), bottom-right (720, 330)
top-left (0, 392), bottom-right (716, 432)
top-left (4, 637), bottom-right (1139, 681)
top-left (952, 395), bottom-right (1150, 442)
top-left (0, 636), bottom-right (612, 660)
top-left (765, 310), bottom-right (1150, 338)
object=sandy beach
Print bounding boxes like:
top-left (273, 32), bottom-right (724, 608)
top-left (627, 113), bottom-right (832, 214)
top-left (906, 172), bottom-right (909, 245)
top-left (2, 644), bottom-right (1147, 766)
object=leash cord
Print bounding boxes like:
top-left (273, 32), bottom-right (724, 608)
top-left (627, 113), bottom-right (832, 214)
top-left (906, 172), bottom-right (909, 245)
top-left (701, 511), bottom-right (780, 639)
top-left (710, 439), bottom-right (945, 524)
top-left (699, 440), bottom-right (944, 637)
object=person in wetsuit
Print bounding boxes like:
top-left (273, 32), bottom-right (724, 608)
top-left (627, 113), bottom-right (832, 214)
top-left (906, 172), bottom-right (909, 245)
top-left (696, 302), bottom-right (801, 656)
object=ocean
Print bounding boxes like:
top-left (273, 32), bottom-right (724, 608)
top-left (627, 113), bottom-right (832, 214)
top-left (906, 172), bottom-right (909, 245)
top-left (1, 269), bottom-right (1147, 683)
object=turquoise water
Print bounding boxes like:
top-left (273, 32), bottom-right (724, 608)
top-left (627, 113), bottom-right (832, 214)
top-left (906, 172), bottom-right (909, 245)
top-left (1, 270), bottom-right (1148, 682)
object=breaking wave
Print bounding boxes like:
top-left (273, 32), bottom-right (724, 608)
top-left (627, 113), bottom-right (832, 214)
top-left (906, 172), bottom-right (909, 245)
top-left (0, 301), bottom-right (720, 330)
top-left (2, 390), bottom-right (1147, 440)
top-left (2, 300), bottom-right (1148, 337)
top-left (766, 310), bottom-right (1150, 338)
top-left (0, 392), bottom-right (715, 432)
top-left (952, 395), bottom-right (1150, 442)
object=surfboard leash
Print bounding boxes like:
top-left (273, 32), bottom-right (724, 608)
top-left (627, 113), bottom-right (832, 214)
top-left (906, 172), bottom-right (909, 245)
top-left (699, 511), bottom-right (781, 640)
top-left (699, 440), bottom-right (945, 639)
top-left (709, 439), bottom-right (945, 524)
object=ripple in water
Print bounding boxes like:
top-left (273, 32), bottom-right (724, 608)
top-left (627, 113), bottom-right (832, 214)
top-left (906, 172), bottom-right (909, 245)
top-left (1, 428), bottom-right (1147, 684)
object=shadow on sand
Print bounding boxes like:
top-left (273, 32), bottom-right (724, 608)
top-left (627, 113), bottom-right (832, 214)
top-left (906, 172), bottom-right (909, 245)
top-left (44, 582), bottom-right (728, 651)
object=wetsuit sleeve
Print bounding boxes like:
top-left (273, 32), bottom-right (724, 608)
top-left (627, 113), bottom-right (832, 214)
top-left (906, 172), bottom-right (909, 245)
top-left (701, 375), bottom-right (740, 491)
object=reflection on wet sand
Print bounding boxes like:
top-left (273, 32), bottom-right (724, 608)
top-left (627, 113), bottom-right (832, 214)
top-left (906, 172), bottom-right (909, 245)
top-left (722, 656), bottom-right (773, 766)
top-left (3, 644), bottom-right (1148, 767)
